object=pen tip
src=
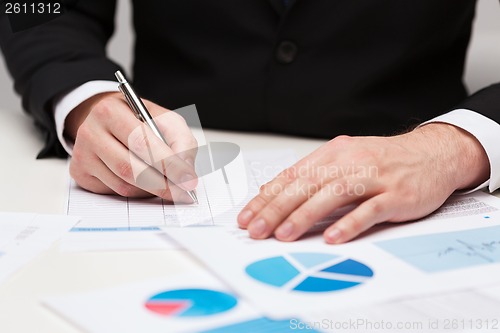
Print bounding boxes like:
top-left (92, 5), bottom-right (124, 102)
top-left (188, 191), bottom-right (198, 205)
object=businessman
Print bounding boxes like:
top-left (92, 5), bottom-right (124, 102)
top-left (0, 0), bottom-right (498, 244)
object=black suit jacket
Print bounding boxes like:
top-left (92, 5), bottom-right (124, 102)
top-left (1, 0), bottom-right (499, 158)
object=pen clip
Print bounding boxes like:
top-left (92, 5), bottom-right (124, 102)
top-left (119, 85), bottom-right (143, 121)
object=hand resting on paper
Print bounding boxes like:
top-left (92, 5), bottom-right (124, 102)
top-left (238, 123), bottom-right (490, 244)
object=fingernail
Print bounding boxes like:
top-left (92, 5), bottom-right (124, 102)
top-left (326, 228), bottom-right (342, 243)
top-left (238, 210), bottom-right (253, 227)
top-left (248, 218), bottom-right (266, 238)
top-left (276, 221), bottom-right (294, 239)
top-left (180, 174), bottom-right (197, 190)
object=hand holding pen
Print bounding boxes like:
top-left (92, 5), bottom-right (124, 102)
top-left (115, 71), bottom-right (198, 203)
top-left (65, 73), bottom-right (198, 203)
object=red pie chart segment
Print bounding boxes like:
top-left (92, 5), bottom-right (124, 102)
top-left (145, 289), bottom-right (238, 317)
top-left (144, 300), bottom-right (191, 316)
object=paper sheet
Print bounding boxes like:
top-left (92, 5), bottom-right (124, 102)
top-left (164, 192), bottom-right (500, 319)
top-left (0, 212), bottom-right (79, 284)
top-left (43, 272), bottom-right (320, 333)
top-left (303, 282), bottom-right (500, 332)
top-left (61, 149), bottom-right (297, 251)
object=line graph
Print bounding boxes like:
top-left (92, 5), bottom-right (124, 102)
top-left (438, 239), bottom-right (500, 263)
top-left (376, 225), bottom-right (500, 272)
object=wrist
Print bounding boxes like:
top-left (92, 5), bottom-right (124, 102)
top-left (412, 123), bottom-right (489, 191)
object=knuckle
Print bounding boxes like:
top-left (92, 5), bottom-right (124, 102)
top-left (300, 174), bottom-right (315, 186)
top-left (292, 207), bottom-right (314, 224)
top-left (301, 176), bottom-right (321, 192)
top-left (280, 167), bottom-right (298, 182)
top-left (93, 99), bottom-right (114, 120)
top-left (259, 182), bottom-right (271, 195)
top-left (76, 124), bottom-right (93, 142)
top-left (187, 136), bottom-right (198, 149)
top-left (117, 161), bottom-right (134, 181)
top-left (265, 200), bottom-right (286, 218)
top-left (247, 195), bottom-right (269, 213)
top-left (347, 214), bottom-right (364, 233)
top-left (128, 128), bottom-right (151, 156)
top-left (170, 111), bottom-right (186, 124)
top-left (159, 111), bottom-right (186, 130)
top-left (161, 157), bottom-right (178, 178)
top-left (292, 179), bottom-right (320, 199)
top-left (329, 135), bottom-right (353, 149)
top-left (355, 151), bottom-right (378, 169)
top-left (70, 147), bottom-right (84, 165)
top-left (259, 182), bottom-right (281, 197)
top-left (367, 200), bottom-right (384, 216)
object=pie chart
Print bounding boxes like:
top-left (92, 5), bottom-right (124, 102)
top-left (245, 252), bottom-right (373, 292)
top-left (144, 288), bottom-right (237, 317)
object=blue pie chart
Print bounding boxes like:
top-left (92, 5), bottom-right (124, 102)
top-left (145, 288), bottom-right (237, 317)
top-left (245, 252), bottom-right (373, 292)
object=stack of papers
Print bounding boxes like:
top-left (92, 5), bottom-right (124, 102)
top-left (41, 148), bottom-right (500, 332)
top-left (0, 213), bottom-right (79, 284)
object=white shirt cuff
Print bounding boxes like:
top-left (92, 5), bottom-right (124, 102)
top-left (420, 109), bottom-right (500, 193)
top-left (54, 80), bottom-right (120, 156)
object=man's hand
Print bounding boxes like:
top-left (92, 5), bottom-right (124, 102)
top-left (65, 92), bottom-right (198, 202)
top-left (238, 123), bottom-right (490, 243)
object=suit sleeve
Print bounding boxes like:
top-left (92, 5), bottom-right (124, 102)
top-left (0, 0), bottom-right (123, 158)
top-left (454, 83), bottom-right (500, 125)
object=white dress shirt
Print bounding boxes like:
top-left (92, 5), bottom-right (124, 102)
top-left (54, 81), bottom-right (500, 193)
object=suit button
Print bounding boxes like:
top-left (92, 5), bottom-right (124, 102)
top-left (275, 41), bottom-right (298, 64)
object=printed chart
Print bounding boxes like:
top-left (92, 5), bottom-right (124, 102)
top-left (376, 225), bottom-right (500, 273)
top-left (144, 289), bottom-right (237, 317)
top-left (245, 252), bottom-right (373, 293)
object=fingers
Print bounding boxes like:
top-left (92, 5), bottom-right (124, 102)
top-left (147, 105), bottom-right (198, 166)
top-left (94, 131), bottom-right (193, 203)
top-left (116, 120), bottom-right (197, 191)
top-left (70, 154), bottom-right (151, 198)
top-left (274, 179), bottom-right (377, 241)
top-left (238, 150), bottom-right (336, 229)
top-left (237, 166), bottom-right (302, 228)
top-left (93, 98), bottom-right (198, 191)
top-left (70, 94), bottom-right (197, 201)
top-left (323, 193), bottom-right (395, 244)
top-left (245, 175), bottom-right (381, 242)
top-left (245, 177), bottom-right (324, 239)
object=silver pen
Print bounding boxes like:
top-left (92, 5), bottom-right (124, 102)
top-left (115, 70), bottom-right (198, 204)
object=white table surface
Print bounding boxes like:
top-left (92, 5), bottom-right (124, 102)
top-left (0, 108), bottom-right (326, 333)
